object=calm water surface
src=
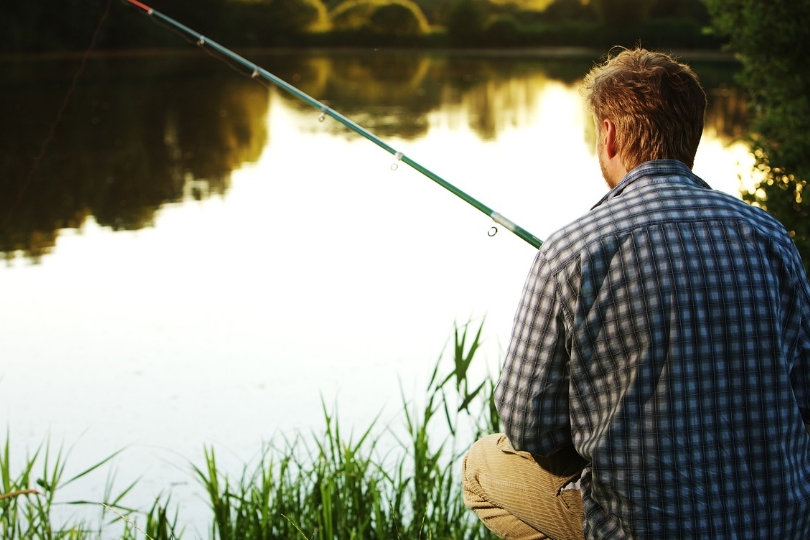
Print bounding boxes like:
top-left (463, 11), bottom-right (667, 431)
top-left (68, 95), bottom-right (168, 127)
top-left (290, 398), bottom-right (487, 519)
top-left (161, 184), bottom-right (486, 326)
top-left (0, 49), bottom-right (752, 532)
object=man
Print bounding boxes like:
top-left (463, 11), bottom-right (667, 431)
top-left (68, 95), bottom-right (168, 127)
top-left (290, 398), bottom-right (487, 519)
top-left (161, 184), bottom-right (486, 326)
top-left (462, 48), bottom-right (810, 539)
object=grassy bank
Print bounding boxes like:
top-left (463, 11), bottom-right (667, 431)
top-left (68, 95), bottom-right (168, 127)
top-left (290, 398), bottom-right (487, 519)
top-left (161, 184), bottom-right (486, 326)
top-left (1, 321), bottom-right (498, 539)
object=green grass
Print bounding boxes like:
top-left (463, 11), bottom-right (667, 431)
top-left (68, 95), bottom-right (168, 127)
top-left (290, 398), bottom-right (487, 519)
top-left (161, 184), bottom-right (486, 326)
top-left (1, 320), bottom-right (497, 539)
top-left (0, 435), bottom-right (150, 539)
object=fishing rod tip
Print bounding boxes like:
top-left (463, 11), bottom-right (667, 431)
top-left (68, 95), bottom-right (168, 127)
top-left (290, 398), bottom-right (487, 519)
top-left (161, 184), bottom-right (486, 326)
top-left (124, 0), bottom-right (153, 14)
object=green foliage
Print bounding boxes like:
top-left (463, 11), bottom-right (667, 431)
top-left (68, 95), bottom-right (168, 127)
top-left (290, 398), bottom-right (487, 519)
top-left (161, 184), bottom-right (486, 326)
top-left (446, 0), bottom-right (487, 46)
top-left (139, 498), bottom-right (182, 540)
top-left (704, 0), bottom-right (810, 272)
top-left (488, 0), bottom-right (555, 10)
top-left (1, 0), bottom-right (112, 53)
top-left (265, 0), bottom-right (330, 34)
top-left (591, 0), bottom-right (656, 25)
top-left (194, 320), bottom-right (496, 540)
top-left (329, 0), bottom-right (430, 35)
top-left (369, 3), bottom-right (423, 36)
top-left (410, 0), bottom-right (458, 25)
top-left (483, 15), bottom-right (523, 46)
top-left (0, 438), bottom-right (135, 539)
top-left (1, 0), bottom-right (730, 51)
top-left (167, 0), bottom-right (327, 46)
top-left (651, 0), bottom-right (711, 23)
top-left (541, 0), bottom-right (598, 22)
top-left (622, 17), bottom-right (720, 50)
top-left (474, 16), bottom-right (718, 50)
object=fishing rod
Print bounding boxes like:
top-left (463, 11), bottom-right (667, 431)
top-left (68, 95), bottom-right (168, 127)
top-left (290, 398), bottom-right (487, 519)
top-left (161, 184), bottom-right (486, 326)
top-left (122, 0), bottom-right (543, 249)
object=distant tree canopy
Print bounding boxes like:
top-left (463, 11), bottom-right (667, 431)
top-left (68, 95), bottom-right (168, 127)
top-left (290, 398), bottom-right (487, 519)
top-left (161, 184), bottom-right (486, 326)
top-left (591, 0), bottom-right (655, 25)
top-left (369, 3), bottom-right (426, 35)
top-left (0, 0), bottom-right (727, 52)
top-left (409, 0), bottom-right (460, 25)
top-left (541, 0), bottom-right (598, 22)
top-left (488, 0), bottom-right (555, 10)
top-left (703, 0), bottom-right (810, 272)
top-left (652, 0), bottom-right (711, 22)
top-left (446, 0), bottom-right (487, 45)
top-left (151, 0), bottom-right (328, 43)
top-left (330, 0), bottom-right (430, 35)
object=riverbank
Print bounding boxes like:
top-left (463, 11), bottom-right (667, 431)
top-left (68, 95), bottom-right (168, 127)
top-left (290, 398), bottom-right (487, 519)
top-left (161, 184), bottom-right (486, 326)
top-left (1, 46), bottom-right (737, 64)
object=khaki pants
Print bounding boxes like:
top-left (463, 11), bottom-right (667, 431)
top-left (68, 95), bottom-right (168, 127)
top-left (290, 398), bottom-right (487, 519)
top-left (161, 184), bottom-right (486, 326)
top-left (462, 434), bottom-right (588, 540)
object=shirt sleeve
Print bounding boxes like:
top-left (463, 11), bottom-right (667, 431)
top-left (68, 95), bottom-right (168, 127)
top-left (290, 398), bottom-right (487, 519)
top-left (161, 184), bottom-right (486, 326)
top-left (494, 249), bottom-right (573, 456)
top-left (793, 264), bottom-right (810, 428)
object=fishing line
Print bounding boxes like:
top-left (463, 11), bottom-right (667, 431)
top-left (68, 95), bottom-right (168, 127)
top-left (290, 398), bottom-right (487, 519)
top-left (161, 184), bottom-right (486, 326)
top-left (122, 0), bottom-right (543, 249)
top-left (1, 0), bottom-right (113, 236)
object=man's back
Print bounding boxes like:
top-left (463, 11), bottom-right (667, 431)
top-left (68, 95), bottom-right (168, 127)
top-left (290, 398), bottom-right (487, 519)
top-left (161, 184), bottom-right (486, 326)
top-left (517, 161), bottom-right (810, 538)
top-left (465, 49), bottom-right (810, 540)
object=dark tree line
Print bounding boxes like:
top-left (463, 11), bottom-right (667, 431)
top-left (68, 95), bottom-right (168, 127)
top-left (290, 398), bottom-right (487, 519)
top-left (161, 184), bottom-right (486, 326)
top-left (1, 0), bottom-right (720, 54)
top-left (704, 0), bottom-right (810, 273)
top-left (1, 0), bottom-right (328, 53)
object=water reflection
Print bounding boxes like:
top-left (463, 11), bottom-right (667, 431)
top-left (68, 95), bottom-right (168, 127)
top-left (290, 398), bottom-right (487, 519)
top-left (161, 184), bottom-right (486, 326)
top-left (1, 54), bottom-right (269, 261)
top-left (0, 51), bottom-right (746, 262)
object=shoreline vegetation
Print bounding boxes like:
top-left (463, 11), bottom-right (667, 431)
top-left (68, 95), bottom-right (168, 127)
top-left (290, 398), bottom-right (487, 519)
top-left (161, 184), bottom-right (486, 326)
top-left (1, 322), bottom-right (499, 540)
top-left (0, 46), bottom-right (738, 64)
top-left (5, 0), bottom-right (724, 56)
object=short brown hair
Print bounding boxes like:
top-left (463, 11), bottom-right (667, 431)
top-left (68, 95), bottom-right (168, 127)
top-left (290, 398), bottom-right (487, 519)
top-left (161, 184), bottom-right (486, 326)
top-left (582, 48), bottom-right (707, 170)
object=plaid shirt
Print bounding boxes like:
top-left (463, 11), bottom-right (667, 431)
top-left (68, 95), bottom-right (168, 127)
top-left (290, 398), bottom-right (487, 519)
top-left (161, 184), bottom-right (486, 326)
top-left (495, 160), bottom-right (810, 539)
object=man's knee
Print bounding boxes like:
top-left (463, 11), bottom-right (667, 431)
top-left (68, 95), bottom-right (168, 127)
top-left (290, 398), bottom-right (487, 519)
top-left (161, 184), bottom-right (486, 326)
top-left (462, 433), bottom-right (504, 508)
top-left (462, 434), bottom-right (586, 540)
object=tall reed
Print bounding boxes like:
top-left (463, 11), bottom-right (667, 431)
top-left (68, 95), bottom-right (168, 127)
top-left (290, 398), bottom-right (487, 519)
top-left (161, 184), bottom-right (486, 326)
top-left (0, 436), bottom-right (146, 539)
top-left (194, 319), bottom-right (498, 540)
top-left (2, 319), bottom-right (499, 539)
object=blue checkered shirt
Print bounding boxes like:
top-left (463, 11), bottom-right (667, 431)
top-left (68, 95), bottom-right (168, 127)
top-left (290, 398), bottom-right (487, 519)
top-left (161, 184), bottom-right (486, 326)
top-left (495, 160), bottom-right (810, 539)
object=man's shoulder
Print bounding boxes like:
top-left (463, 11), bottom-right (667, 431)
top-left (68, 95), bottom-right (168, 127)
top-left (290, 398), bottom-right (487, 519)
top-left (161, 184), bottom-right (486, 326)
top-left (538, 207), bottom-right (617, 275)
top-left (539, 171), bottom-right (793, 272)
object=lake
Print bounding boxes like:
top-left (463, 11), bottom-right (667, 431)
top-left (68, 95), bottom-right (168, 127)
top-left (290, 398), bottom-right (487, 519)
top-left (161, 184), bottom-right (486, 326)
top-left (0, 48), bottom-right (753, 534)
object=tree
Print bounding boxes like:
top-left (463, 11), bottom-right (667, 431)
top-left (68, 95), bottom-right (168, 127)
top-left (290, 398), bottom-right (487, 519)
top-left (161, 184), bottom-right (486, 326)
top-left (446, 0), bottom-right (487, 45)
top-left (266, 0), bottom-right (329, 33)
top-left (330, 0), bottom-right (430, 35)
top-left (591, 0), bottom-right (656, 25)
top-left (703, 0), bottom-right (810, 273)
top-left (651, 0), bottom-right (711, 23)
top-left (488, 0), bottom-right (554, 10)
top-left (369, 3), bottom-right (423, 36)
top-left (225, 0), bottom-right (328, 44)
top-left (541, 0), bottom-right (598, 22)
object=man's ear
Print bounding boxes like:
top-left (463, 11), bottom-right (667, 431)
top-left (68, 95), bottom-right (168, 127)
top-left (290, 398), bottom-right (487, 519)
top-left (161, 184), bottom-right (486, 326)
top-left (602, 118), bottom-right (618, 159)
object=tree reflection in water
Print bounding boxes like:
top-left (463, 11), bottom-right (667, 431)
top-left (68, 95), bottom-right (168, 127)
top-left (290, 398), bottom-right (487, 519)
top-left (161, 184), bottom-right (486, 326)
top-left (1, 54), bottom-right (269, 261)
top-left (0, 51), bottom-right (746, 262)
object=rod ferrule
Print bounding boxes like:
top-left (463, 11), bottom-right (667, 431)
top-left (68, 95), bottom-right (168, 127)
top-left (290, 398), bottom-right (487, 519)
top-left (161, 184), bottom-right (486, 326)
top-left (491, 212), bottom-right (516, 233)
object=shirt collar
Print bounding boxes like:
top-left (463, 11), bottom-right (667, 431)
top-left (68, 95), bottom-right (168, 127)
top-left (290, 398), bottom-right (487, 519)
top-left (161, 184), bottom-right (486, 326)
top-left (590, 159), bottom-right (713, 210)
